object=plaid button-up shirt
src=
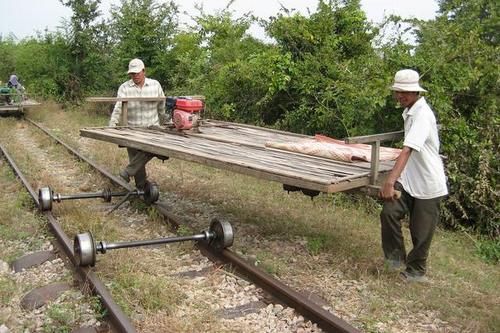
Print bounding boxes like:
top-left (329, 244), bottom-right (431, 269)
top-left (109, 78), bottom-right (166, 127)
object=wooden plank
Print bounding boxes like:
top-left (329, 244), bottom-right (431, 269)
top-left (154, 125), bottom-right (394, 173)
top-left (204, 119), bottom-right (311, 139)
top-left (198, 123), bottom-right (395, 171)
top-left (81, 129), bottom-right (335, 192)
top-left (84, 127), bottom-right (360, 182)
top-left (0, 106), bottom-right (22, 112)
top-left (21, 100), bottom-right (41, 107)
top-left (121, 101), bottom-right (128, 126)
top-left (325, 177), bottom-right (371, 193)
top-left (102, 127), bottom-right (378, 178)
top-left (80, 124), bottom-right (396, 193)
top-left (86, 97), bottom-right (166, 103)
top-left (82, 128), bottom-right (335, 184)
top-left (154, 130), bottom-right (350, 172)
top-left (0, 99), bottom-right (39, 113)
top-left (109, 127), bottom-right (377, 179)
top-left (345, 130), bottom-right (404, 144)
top-left (345, 125), bottom-right (442, 144)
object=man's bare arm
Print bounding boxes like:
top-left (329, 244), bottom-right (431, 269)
top-left (380, 146), bottom-right (412, 200)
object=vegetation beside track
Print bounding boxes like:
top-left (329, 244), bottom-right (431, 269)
top-left (0, 136), bottom-right (106, 331)
top-left (6, 102), bottom-right (496, 332)
top-left (0, 114), bottom-right (240, 332)
top-left (1, 0), bottom-right (498, 240)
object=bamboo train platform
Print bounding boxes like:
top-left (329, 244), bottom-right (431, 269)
top-left (0, 100), bottom-right (41, 115)
top-left (80, 120), bottom-right (397, 194)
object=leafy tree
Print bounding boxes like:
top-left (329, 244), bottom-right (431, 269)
top-left (378, 0), bottom-right (498, 236)
top-left (265, 0), bottom-right (385, 137)
top-left (0, 37), bottom-right (17, 84)
top-left (109, 0), bottom-right (179, 89)
top-left (180, 5), bottom-right (274, 122)
top-left (195, 6), bottom-right (256, 65)
top-left (0, 33), bottom-right (73, 100)
top-left (12, 34), bottom-right (70, 99)
top-left (164, 31), bottom-right (206, 95)
top-left (412, 0), bottom-right (499, 236)
top-left (60, 0), bottom-right (110, 100)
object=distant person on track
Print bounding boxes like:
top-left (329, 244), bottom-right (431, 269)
top-left (109, 58), bottom-right (166, 190)
top-left (5, 74), bottom-right (25, 105)
top-left (379, 69), bottom-right (448, 283)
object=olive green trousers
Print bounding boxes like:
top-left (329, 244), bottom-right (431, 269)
top-left (125, 148), bottom-right (153, 189)
top-left (380, 182), bottom-right (443, 275)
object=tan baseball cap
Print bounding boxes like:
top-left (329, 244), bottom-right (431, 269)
top-left (127, 58), bottom-right (145, 74)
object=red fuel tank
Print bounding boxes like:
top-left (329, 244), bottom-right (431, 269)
top-left (175, 99), bottom-right (203, 112)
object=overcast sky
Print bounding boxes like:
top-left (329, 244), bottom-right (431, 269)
top-left (0, 0), bottom-right (439, 40)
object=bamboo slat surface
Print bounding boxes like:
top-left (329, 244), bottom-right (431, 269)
top-left (0, 99), bottom-right (40, 112)
top-left (0, 106), bottom-right (22, 112)
top-left (86, 97), bottom-right (166, 102)
top-left (80, 120), bottom-right (395, 193)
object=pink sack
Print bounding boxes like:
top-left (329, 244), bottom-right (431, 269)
top-left (265, 134), bottom-right (401, 162)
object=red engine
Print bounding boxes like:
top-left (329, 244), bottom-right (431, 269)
top-left (172, 98), bottom-right (203, 130)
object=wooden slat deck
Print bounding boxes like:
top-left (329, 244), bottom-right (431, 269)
top-left (80, 120), bottom-right (395, 193)
top-left (0, 105), bottom-right (22, 112)
top-left (0, 100), bottom-right (41, 113)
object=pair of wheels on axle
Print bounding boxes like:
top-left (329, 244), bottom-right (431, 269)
top-left (38, 181), bottom-right (160, 211)
top-left (38, 183), bottom-right (234, 267)
top-left (74, 218), bottom-right (234, 267)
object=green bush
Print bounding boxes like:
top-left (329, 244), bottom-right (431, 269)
top-left (0, 0), bottom-right (496, 239)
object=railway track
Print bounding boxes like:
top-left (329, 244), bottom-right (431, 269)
top-left (0, 118), bottom-right (361, 332)
top-left (0, 141), bottom-right (137, 332)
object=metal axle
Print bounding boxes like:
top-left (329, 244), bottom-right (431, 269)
top-left (53, 189), bottom-right (132, 202)
top-left (38, 181), bottom-right (159, 211)
top-left (74, 218), bottom-right (234, 267)
top-left (96, 231), bottom-right (213, 253)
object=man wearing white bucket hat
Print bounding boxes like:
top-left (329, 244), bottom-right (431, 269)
top-left (379, 69), bottom-right (448, 283)
top-left (109, 58), bottom-right (166, 190)
top-left (5, 74), bottom-right (25, 105)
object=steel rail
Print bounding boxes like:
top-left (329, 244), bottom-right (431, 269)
top-left (0, 143), bottom-right (136, 333)
top-left (155, 205), bottom-right (361, 333)
top-left (26, 118), bottom-right (361, 333)
top-left (26, 118), bottom-right (133, 191)
top-left (222, 248), bottom-right (359, 333)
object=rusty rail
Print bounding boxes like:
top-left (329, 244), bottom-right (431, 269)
top-left (156, 207), bottom-right (361, 333)
top-left (0, 143), bottom-right (136, 333)
top-left (26, 118), bottom-right (361, 333)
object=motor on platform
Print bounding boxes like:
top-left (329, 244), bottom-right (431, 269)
top-left (166, 96), bottom-right (204, 130)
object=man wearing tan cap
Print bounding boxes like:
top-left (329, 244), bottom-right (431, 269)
top-left (109, 58), bottom-right (166, 190)
top-left (379, 69), bottom-right (448, 283)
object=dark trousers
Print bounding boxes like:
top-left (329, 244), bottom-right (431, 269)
top-left (125, 148), bottom-right (153, 189)
top-left (380, 182), bottom-right (442, 275)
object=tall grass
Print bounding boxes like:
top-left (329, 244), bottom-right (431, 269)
top-left (2, 104), bottom-right (496, 332)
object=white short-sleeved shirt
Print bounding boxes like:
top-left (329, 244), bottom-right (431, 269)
top-left (399, 97), bottom-right (448, 199)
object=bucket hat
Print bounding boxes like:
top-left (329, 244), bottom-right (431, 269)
top-left (390, 69), bottom-right (427, 92)
top-left (127, 58), bottom-right (145, 74)
top-left (9, 75), bottom-right (19, 86)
